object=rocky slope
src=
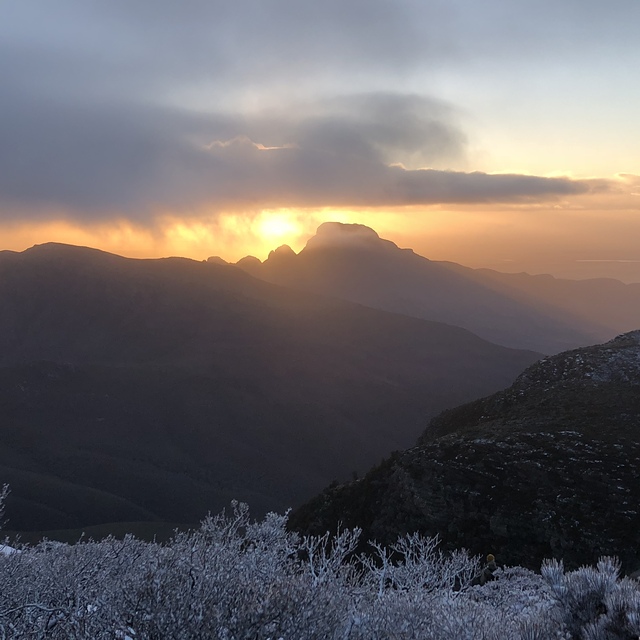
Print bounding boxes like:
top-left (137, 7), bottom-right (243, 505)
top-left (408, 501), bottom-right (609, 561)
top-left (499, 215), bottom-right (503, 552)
top-left (290, 331), bottom-right (640, 573)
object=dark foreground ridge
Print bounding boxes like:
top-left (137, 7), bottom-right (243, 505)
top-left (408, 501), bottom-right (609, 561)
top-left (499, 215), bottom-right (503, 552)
top-left (290, 331), bottom-right (640, 573)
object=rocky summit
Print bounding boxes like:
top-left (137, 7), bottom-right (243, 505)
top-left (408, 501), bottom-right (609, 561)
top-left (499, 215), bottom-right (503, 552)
top-left (290, 331), bottom-right (640, 573)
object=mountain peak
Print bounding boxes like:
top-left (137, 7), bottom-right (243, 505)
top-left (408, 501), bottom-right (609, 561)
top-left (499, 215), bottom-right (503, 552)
top-left (304, 222), bottom-right (398, 253)
top-left (267, 244), bottom-right (296, 260)
top-left (316, 222), bottom-right (380, 240)
top-left (26, 242), bottom-right (107, 256)
top-left (206, 256), bottom-right (228, 265)
top-left (607, 329), bottom-right (640, 347)
top-left (234, 255), bottom-right (262, 277)
top-left (511, 329), bottom-right (640, 393)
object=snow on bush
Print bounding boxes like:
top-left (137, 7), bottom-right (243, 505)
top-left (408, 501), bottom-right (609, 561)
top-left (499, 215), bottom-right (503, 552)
top-left (0, 500), bottom-right (638, 639)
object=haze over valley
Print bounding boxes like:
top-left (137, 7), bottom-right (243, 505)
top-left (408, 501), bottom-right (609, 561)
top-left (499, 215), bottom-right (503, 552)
top-left (232, 222), bottom-right (640, 353)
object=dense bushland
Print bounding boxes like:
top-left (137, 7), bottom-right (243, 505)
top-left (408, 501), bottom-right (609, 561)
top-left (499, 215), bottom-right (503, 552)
top-left (0, 499), bottom-right (639, 639)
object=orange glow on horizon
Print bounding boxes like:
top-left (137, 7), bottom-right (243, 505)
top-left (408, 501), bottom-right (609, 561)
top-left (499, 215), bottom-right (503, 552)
top-left (0, 206), bottom-right (480, 263)
top-left (0, 210), bottom-right (324, 262)
top-left (1, 191), bottom-right (640, 282)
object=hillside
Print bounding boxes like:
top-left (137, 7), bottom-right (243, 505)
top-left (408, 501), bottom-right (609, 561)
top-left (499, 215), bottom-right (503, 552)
top-left (289, 331), bottom-right (640, 573)
top-left (234, 222), bottom-right (640, 353)
top-left (0, 243), bottom-right (539, 532)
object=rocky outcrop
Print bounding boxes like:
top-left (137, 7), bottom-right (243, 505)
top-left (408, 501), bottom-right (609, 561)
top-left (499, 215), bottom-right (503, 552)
top-left (290, 332), bottom-right (640, 573)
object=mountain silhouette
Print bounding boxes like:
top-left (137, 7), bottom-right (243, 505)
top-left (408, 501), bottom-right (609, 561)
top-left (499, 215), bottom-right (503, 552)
top-left (290, 331), bottom-right (640, 573)
top-left (0, 243), bottom-right (538, 533)
top-left (234, 222), bottom-right (640, 353)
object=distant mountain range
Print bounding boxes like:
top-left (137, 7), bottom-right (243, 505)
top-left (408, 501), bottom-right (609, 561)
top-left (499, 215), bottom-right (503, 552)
top-left (0, 243), bottom-right (538, 533)
top-left (290, 331), bottom-right (640, 573)
top-left (230, 222), bottom-right (640, 354)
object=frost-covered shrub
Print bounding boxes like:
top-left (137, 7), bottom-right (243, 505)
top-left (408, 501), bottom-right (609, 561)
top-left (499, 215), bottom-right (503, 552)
top-left (0, 502), bottom-right (362, 639)
top-left (124, 504), bottom-right (362, 639)
top-left (542, 557), bottom-right (640, 640)
top-left (0, 500), bottom-right (639, 639)
top-left (361, 533), bottom-right (481, 597)
top-left (0, 534), bottom-right (150, 638)
top-left (468, 567), bottom-right (563, 631)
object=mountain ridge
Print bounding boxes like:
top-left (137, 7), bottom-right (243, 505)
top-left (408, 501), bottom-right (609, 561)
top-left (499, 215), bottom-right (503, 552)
top-left (0, 242), bottom-right (538, 532)
top-left (232, 222), bottom-right (640, 354)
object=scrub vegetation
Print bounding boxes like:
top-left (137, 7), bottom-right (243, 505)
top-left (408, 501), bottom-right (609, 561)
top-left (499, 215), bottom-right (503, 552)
top-left (1, 500), bottom-right (639, 639)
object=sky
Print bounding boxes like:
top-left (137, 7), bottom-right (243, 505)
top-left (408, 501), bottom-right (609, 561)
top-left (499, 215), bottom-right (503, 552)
top-left (2, 0), bottom-right (640, 281)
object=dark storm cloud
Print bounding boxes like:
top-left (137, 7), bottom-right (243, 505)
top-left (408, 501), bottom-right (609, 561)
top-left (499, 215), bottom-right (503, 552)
top-left (0, 89), bottom-right (186, 215)
top-left (0, 86), bottom-right (600, 219)
top-left (0, 1), bottom-right (616, 222)
top-left (186, 137), bottom-right (599, 209)
top-left (292, 94), bottom-right (466, 169)
top-left (386, 168), bottom-right (597, 204)
top-left (0, 0), bottom-right (456, 219)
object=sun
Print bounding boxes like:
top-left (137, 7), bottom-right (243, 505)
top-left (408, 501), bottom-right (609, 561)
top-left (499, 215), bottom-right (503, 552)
top-left (256, 212), bottom-right (300, 240)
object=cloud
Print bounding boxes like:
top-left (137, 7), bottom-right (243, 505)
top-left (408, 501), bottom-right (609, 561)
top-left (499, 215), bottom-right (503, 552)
top-left (0, 0), bottom-right (627, 226)
top-left (0, 84), bottom-right (603, 222)
top-left (0, 95), bottom-right (181, 216)
top-left (186, 135), bottom-right (599, 209)
top-left (291, 94), bottom-right (466, 169)
top-left (450, 0), bottom-right (640, 62)
top-left (0, 0), bottom-right (448, 105)
top-left (617, 174), bottom-right (640, 195)
top-left (8, 0), bottom-right (635, 100)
